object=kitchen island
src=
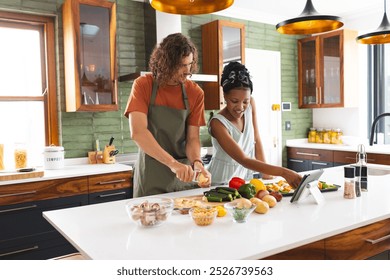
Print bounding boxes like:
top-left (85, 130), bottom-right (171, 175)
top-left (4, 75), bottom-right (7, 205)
top-left (43, 165), bottom-right (390, 260)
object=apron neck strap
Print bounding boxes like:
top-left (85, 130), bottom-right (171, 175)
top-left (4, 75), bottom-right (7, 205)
top-left (150, 80), bottom-right (189, 111)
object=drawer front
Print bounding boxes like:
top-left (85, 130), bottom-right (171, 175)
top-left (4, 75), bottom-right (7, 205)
top-left (325, 219), bottom-right (390, 260)
top-left (366, 153), bottom-right (390, 165)
top-left (88, 171), bottom-right (132, 194)
top-left (0, 177), bottom-right (88, 206)
top-left (0, 231), bottom-right (76, 260)
top-left (288, 147), bottom-right (333, 162)
top-left (89, 188), bottom-right (131, 204)
top-left (0, 194), bottom-right (88, 241)
top-left (333, 151), bottom-right (356, 164)
top-left (263, 240), bottom-right (325, 260)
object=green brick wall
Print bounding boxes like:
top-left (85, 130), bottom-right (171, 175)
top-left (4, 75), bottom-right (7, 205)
top-left (0, 0), bottom-right (312, 166)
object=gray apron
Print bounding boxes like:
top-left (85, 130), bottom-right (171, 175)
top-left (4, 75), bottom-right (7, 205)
top-left (133, 80), bottom-right (197, 197)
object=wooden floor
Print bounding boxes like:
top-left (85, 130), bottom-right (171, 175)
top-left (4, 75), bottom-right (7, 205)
top-left (51, 253), bottom-right (85, 260)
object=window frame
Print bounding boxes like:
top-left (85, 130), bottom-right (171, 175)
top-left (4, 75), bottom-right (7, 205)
top-left (0, 10), bottom-right (59, 146)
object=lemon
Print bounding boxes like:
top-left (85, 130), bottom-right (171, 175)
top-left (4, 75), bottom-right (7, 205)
top-left (215, 205), bottom-right (227, 217)
top-left (250, 178), bottom-right (266, 192)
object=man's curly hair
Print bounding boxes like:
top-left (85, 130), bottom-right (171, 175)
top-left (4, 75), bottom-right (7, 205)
top-left (149, 33), bottom-right (198, 85)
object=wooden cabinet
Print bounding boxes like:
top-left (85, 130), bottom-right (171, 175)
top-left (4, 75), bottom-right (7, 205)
top-left (298, 29), bottom-right (358, 108)
top-left (0, 171), bottom-right (132, 259)
top-left (62, 0), bottom-right (118, 112)
top-left (264, 219), bottom-right (390, 260)
top-left (88, 171), bottom-right (132, 204)
top-left (287, 147), bottom-right (334, 172)
top-left (202, 20), bottom-right (245, 110)
top-left (333, 150), bottom-right (390, 165)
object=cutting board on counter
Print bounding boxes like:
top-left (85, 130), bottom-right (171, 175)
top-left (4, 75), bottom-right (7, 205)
top-left (173, 195), bottom-right (226, 207)
top-left (0, 170), bottom-right (44, 181)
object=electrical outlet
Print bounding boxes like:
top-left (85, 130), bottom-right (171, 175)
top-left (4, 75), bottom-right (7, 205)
top-left (285, 121), bottom-right (291, 131)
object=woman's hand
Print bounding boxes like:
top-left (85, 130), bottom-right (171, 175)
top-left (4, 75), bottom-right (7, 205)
top-left (283, 169), bottom-right (302, 188)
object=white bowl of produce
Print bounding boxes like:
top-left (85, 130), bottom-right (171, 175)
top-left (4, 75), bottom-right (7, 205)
top-left (125, 197), bottom-right (174, 227)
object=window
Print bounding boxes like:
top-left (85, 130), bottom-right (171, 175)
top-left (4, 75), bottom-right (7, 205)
top-left (0, 11), bottom-right (58, 167)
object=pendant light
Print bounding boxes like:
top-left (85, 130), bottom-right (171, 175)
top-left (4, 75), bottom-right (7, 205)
top-left (357, 0), bottom-right (390, 44)
top-left (149, 0), bottom-right (234, 15)
top-left (276, 0), bottom-right (343, 35)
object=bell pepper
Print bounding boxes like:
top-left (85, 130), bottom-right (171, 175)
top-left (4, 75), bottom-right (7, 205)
top-left (238, 183), bottom-right (256, 199)
top-left (228, 177), bottom-right (245, 190)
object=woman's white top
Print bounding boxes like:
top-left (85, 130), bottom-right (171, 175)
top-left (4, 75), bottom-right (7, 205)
top-left (207, 104), bottom-right (255, 185)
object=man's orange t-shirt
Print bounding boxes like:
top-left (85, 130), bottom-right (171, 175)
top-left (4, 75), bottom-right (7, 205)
top-left (124, 74), bottom-right (206, 127)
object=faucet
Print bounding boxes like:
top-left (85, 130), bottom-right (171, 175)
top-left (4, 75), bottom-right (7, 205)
top-left (369, 112), bottom-right (390, 146)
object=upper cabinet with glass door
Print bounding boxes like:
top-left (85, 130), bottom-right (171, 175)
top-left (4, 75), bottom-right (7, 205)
top-left (298, 29), bottom-right (358, 109)
top-left (202, 20), bottom-right (245, 110)
top-left (62, 0), bottom-right (117, 112)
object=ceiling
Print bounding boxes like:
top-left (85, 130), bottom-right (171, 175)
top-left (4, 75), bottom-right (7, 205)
top-left (215, 0), bottom-right (387, 34)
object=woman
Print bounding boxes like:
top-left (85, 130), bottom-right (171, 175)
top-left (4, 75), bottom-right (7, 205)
top-left (207, 62), bottom-right (301, 187)
top-left (124, 33), bottom-right (211, 197)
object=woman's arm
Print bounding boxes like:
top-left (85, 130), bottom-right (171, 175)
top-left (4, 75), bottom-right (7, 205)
top-left (209, 116), bottom-right (301, 187)
top-left (129, 111), bottom-right (194, 182)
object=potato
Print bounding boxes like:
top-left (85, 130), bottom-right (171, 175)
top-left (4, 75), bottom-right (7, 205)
top-left (261, 194), bottom-right (277, 208)
top-left (256, 190), bottom-right (269, 200)
top-left (250, 197), bottom-right (269, 214)
top-left (234, 198), bottom-right (252, 209)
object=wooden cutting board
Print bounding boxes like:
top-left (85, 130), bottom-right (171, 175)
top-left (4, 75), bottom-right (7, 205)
top-left (0, 170), bottom-right (44, 181)
top-left (174, 195), bottom-right (226, 207)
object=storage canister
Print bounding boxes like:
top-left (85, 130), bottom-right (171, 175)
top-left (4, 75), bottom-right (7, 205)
top-left (43, 146), bottom-right (64, 169)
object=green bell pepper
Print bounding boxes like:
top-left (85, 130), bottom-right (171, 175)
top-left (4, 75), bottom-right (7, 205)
top-left (238, 183), bottom-right (256, 199)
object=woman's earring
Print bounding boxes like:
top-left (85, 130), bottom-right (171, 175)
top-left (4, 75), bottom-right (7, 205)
top-left (224, 100), bottom-right (227, 104)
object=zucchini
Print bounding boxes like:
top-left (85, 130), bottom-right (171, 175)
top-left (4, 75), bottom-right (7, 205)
top-left (205, 196), bottom-right (222, 202)
top-left (204, 191), bottom-right (233, 202)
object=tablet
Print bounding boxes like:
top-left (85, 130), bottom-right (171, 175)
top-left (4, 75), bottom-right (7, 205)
top-left (290, 169), bottom-right (324, 203)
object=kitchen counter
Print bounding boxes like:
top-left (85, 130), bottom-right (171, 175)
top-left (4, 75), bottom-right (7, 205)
top-left (0, 162), bottom-right (132, 186)
top-left (286, 138), bottom-right (390, 154)
top-left (43, 165), bottom-right (390, 260)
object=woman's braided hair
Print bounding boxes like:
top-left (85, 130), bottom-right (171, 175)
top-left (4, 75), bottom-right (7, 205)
top-left (221, 61), bottom-right (253, 94)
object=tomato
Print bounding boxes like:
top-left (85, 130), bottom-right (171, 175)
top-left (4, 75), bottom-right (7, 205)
top-left (228, 177), bottom-right (245, 190)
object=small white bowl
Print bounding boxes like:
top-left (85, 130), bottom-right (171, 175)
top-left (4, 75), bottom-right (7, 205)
top-left (125, 197), bottom-right (173, 227)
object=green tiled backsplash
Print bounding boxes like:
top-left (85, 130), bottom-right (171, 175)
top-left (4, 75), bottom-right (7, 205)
top-left (2, 0), bottom-right (312, 166)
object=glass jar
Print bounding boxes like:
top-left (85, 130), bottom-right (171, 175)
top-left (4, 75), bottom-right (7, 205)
top-left (0, 143), bottom-right (4, 170)
top-left (14, 143), bottom-right (28, 169)
top-left (308, 128), bottom-right (316, 143)
top-left (344, 166), bottom-right (356, 199)
top-left (330, 129), bottom-right (337, 144)
top-left (323, 129), bottom-right (331, 144)
top-left (335, 129), bottom-right (343, 144)
top-left (315, 128), bottom-right (324, 143)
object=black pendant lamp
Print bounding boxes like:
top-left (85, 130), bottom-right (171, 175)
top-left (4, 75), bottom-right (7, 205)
top-left (357, 0), bottom-right (390, 44)
top-left (276, 0), bottom-right (343, 35)
top-left (149, 0), bottom-right (234, 15)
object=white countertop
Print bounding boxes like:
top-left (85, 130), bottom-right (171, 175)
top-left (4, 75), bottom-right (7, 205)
top-left (43, 165), bottom-right (390, 260)
top-left (0, 162), bottom-right (132, 186)
top-left (286, 138), bottom-right (390, 154)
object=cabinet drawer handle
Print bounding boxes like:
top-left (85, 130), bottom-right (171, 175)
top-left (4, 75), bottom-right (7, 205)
top-left (296, 152), bottom-right (320, 157)
top-left (98, 191), bottom-right (127, 198)
top-left (365, 234), bottom-right (390, 244)
top-left (97, 179), bottom-right (126, 185)
top-left (0, 204), bottom-right (37, 214)
top-left (311, 161), bottom-right (328, 166)
top-left (0, 245), bottom-right (39, 257)
top-left (0, 190), bottom-right (37, 198)
top-left (289, 159), bottom-right (304, 163)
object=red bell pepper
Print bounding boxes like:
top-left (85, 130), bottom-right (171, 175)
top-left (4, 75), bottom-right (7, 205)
top-left (228, 177), bottom-right (245, 190)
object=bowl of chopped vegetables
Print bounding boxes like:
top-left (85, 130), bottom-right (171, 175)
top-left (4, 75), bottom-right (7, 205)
top-left (224, 198), bottom-right (256, 223)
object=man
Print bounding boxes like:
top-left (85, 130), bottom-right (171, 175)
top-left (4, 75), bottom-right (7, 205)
top-left (124, 33), bottom-right (211, 197)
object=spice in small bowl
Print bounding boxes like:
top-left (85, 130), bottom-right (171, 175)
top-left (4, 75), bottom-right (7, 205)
top-left (224, 199), bottom-right (256, 223)
top-left (189, 206), bottom-right (217, 226)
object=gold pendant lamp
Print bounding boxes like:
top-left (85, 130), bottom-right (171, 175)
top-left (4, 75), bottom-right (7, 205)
top-left (357, 0), bottom-right (390, 44)
top-left (276, 0), bottom-right (343, 35)
top-left (149, 0), bottom-right (234, 15)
